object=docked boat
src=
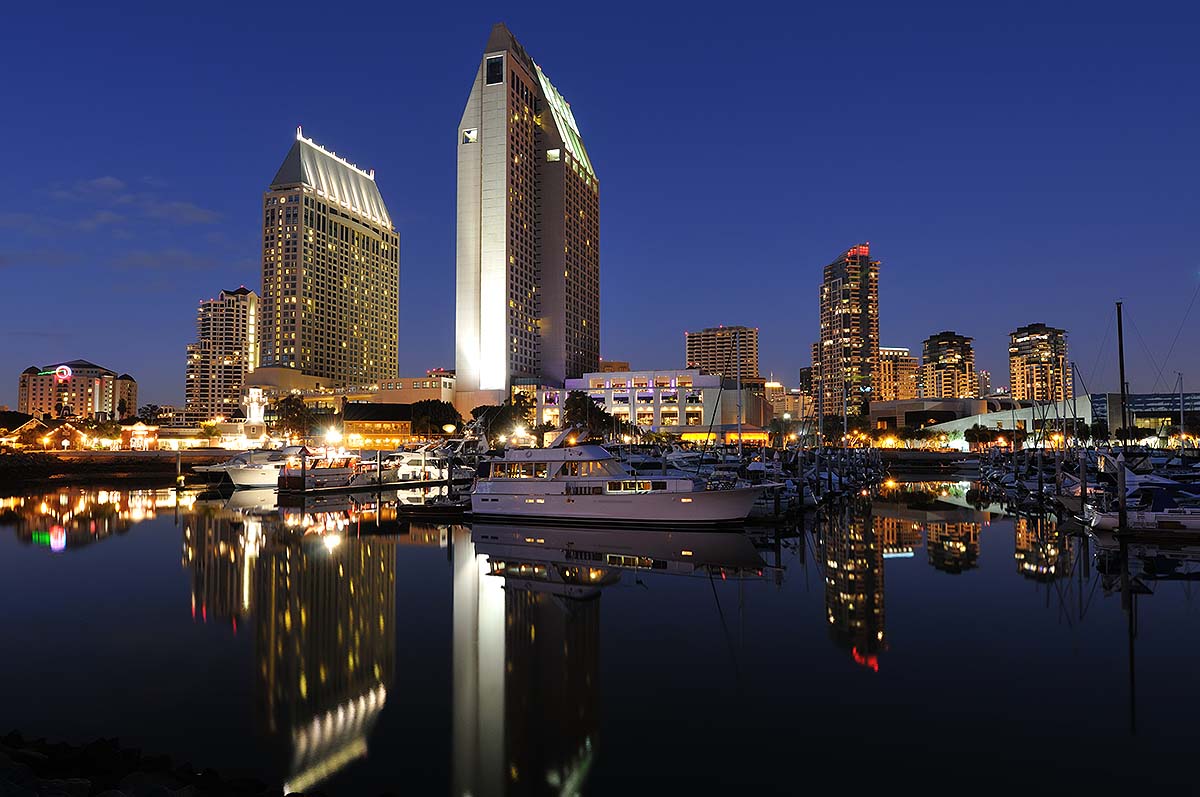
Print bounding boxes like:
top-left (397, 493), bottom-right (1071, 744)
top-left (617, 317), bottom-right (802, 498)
top-left (1091, 488), bottom-right (1200, 532)
top-left (195, 448), bottom-right (288, 485)
top-left (278, 450), bottom-right (362, 492)
top-left (471, 441), bottom-right (767, 524)
top-left (226, 446), bottom-right (307, 488)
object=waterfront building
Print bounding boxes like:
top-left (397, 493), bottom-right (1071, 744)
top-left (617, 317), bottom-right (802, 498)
top-left (920, 331), bottom-right (976, 399)
top-left (1008, 323), bottom-right (1071, 402)
top-left (185, 287), bottom-right (258, 425)
top-left (17, 360), bottom-right (136, 421)
top-left (816, 243), bottom-right (880, 416)
top-left (338, 403), bottom-right (415, 448)
top-left (455, 23), bottom-right (600, 410)
top-left (259, 129), bottom-right (399, 388)
top-left (289, 371), bottom-right (457, 414)
top-left (599, 359), bottom-right (630, 373)
top-left (534, 368), bottom-right (772, 442)
top-left (977, 369), bottom-right (992, 397)
top-left (684, 326), bottom-right (760, 381)
top-left (876, 346), bottom-right (918, 402)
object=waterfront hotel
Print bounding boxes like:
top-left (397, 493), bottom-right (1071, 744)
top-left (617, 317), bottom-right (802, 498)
top-left (259, 129), bottom-right (399, 388)
top-left (17, 360), bottom-right (137, 421)
top-left (455, 23), bottom-right (600, 411)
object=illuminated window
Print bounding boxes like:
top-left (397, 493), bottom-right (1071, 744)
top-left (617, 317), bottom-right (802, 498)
top-left (546, 149), bottom-right (561, 162)
top-left (485, 56), bottom-right (503, 85)
top-left (462, 128), bottom-right (478, 144)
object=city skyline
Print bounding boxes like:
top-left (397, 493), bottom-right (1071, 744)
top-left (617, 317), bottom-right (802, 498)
top-left (2, 4), bottom-right (1199, 407)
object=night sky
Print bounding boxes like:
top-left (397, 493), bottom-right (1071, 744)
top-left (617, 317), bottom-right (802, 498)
top-left (2, 1), bottom-right (1198, 407)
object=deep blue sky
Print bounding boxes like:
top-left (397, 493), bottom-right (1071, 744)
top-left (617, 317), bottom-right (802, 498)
top-left (2, 1), bottom-right (1198, 406)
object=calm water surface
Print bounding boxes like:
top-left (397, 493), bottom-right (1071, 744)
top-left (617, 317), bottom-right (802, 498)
top-left (1, 482), bottom-right (1197, 795)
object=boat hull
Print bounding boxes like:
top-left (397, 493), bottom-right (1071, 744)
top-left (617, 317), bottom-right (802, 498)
top-left (227, 466), bottom-right (282, 488)
top-left (471, 486), bottom-right (763, 524)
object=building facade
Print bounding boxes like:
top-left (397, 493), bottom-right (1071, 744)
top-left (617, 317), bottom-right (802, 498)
top-left (684, 326), bottom-right (760, 380)
top-left (17, 360), bottom-right (136, 421)
top-left (455, 23), bottom-right (600, 409)
top-left (533, 368), bottom-right (772, 441)
top-left (816, 243), bottom-right (880, 416)
top-left (977, 369), bottom-right (992, 396)
top-left (919, 331), bottom-right (976, 399)
top-left (1008, 323), bottom-right (1071, 402)
top-left (185, 287), bottom-right (258, 424)
top-left (876, 346), bottom-right (918, 402)
top-left (259, 129), bottom-right (399, 388)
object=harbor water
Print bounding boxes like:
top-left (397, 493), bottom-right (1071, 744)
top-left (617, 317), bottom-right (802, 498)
top-left (0, 481), bottom-right (1197, 795)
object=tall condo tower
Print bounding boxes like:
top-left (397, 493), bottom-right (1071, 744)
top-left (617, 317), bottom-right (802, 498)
top-left (260, 129), bottom-right (399, 388)
top-left (919, 331), bottom-right (976, 399)
top-left (684, 326), bottom-right (760, 379)
top-left (185, 287), bottom-right (258, 423)
top-left (816, 243), bottom-right (880, 416)
top-left (455, 23), bottom-right (600, 409)
top-left (1009, 323), bottom-right (1071, 402)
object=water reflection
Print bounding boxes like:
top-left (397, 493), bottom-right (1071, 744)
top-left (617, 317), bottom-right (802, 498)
top-left (3, 483), bottom-right (1200, 793)
top-left (182, 498), bottom-right (396, 794)
top-left (454, 523), bottom-right (766, 796)
top-left (0, 488), bottom-right (188, 552)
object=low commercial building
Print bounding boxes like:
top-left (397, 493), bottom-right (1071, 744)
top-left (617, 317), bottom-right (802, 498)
top-left (870, 398), bottom-right (993, 431)
top-left (339, 403), bottom-right (415, 448)
top-left (535, 368), bottom-right (772, 442)
top-left (291, 371), bottom-right (456, 413)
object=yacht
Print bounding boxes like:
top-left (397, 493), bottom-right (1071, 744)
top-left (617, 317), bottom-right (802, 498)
top-left (225, 446), bottom-right (307, 488)
top-left (195, 449), bottom-right (285, 485)
top-left (278, 450), bottom-right (363, 491)
top-left (472, 442), bottom-right (767, 524)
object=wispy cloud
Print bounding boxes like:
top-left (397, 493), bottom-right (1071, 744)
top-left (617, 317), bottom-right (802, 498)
top-left (45, 175), bottom-right (220, 226)
top-left (0, 212), bottom-right (59, 235)
top-left (0, 249), bottom-right (79, 270)
top-left (144, 200), bottom-right (220, 225)
top-left (111, 248), bottom-right (223, 273)
top-left (78, 209), bottom-right (125, 231)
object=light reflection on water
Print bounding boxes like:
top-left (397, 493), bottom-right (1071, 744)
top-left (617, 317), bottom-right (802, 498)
top-left (0, 482), bottom-right (1198, 794)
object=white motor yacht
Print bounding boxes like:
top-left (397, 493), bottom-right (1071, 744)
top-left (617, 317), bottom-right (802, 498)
top-left (225, 446), bottom-right (306, 488)
top-left (472, 441), bottom-right (766, 524)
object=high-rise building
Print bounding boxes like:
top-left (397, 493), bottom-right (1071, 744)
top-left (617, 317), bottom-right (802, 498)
top-left (920, 331), bottom-right (976, 399)
top-left (1009, 323), bottom-right (1071, 402)
top-left (259, 129), bottom-right (399, 388)
top-left (797, 366), bottom-right (814, 397)
top-left (684, 325), bottom-right (759, 379)
top-left (816, 243), bottom-right (880, 415)
top-left (977, 369), bottom-right (992, 396)
top-left (876, 346), bottom-right (918, 401)
top-left (455, 23), bottom-right (600, 410)
top-left (17, 360), bottom-right (136, 421)
top-left (185, 287), bottom-right (258, 424)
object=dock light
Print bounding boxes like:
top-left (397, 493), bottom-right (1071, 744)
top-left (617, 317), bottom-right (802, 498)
top-left (622, 435), bottom-right (631, 444)
top-left (567, 436), bottom-right (576, 445)
top-left (498, 435), bottom-right (507, 443)
top-left (513, 426), bottom-right (526, 438)
top-left (324, 428), bottom-right (343, 445)
top-left (323, 534), bottom-right (342, 552)
top-left (442, 424), bottom-right (457, 434)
